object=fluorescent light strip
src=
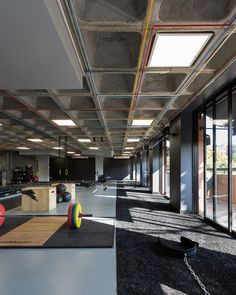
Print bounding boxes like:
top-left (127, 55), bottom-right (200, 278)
top-left (73, 156), bottom-right (88, 159)
top-left (125, 147), bottom-right (134, 150)
top-left (67, 151), bottom-right (75, 154)
top-left (132, 119), bottom-right (153, 126)
top-left (148, 33), bottom-right (212, 68)
top-left (127, 138), bottom-right (140, 143)
top-left (16, 147), bottom-right (29, 150)
top-left (28, 139), bottom-right (43, 142)
top-left (52, 119), bottom-right (76, 126)
top-left (53, 147), bottom-right (64, 150)
top-left (114, 156), bottom-right (130, 159)
top-left (89, 147), bottom-right (99, 150)
top-left (78, 139), bottom-right (91, 143)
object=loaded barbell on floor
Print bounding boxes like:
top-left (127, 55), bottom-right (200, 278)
top-left (0, 203), bottom-right (92, 230)
top-left (67, 202), bottom-right (93, 229)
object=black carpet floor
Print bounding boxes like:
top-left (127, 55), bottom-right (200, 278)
top-left (116, 185), bottom-right (236, 295)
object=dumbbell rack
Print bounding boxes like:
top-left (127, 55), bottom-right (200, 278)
top-left (0, 186), bottom-right (22, 210)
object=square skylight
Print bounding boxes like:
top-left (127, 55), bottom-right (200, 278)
top-left (148, 33), bottom-right (212, 67)
top-left (28, 139), bottom-right (43, 142)
top-left (52, 120), bottom-right (76, 126)
top-left (132, 119), bottom-right (153, 126)
top-left (78, 139), bottom-right (91, 143)
top-left (127, 138), bottom-right (140, 143)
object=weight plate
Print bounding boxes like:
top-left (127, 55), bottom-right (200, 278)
top-left (0, 204), bottom-right (6, 226)
top-left (71, 204), bottom-right (76, 229)
top-left (74, 203), bottom-right (82, 229)
top-left (67, 203), bottom-right (73, 228)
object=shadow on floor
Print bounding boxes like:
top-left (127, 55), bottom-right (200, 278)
top-left (116, 186), bottom-right (236, 295)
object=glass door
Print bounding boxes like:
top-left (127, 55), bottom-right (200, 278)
top-left (214, 98), bottom-right (229, 227)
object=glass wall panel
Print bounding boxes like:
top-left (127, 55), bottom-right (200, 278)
top-left (165, 139), bottom-right (170, 197)
top-left (205, 107), bottom-right (214, 220)
top-left (214, 98), bottom-right (228, 227)
top-left (232, 90), bottom-right (236, 231)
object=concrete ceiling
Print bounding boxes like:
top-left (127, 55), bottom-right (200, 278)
top-left (0, 0), bottom-right (236, 156)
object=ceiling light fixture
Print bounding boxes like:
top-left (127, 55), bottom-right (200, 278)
top-left (127, 138), bottom-right (140, 143)
top-left (89, 147), bottom-right (99, 150)
top-left (78, 139), bottom-right (91, 143)
top-left (132, 119), bottom-right (153, 126)
top-left (125, 147), bottom-right (134, 150)
top-left (52, 119), bottom-right (76, 126)
top-left (27, 139), bottom-right (43, 142)
top-left (16, 147), bottom-right (29, 150)
top-left (53, 147), bottom-right (64, 150)
top-left (114, 156), bottom-right (130, 159)
top-left (73, 156), bottom-right (88, 159)
top-left (148, 33), bottom-right (212, 67)
top-left (67, 151), bottom-right (75, 154)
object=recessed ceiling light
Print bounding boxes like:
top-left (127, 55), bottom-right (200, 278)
top-left (125, 147), bottom-right (134, 150)
top-left (73, 153), bottom-right (81, 156)
top-left (132, 119), bottom-right (153, 126)
top-left (27, 139), bottom-right (43, 142)
top-left (89, 147), bottom-right (99, 150)
top-left (148, 33), bottom-right (212, 67)
top-left (16, 147), bottom-right (29, 150)
top-left (0, 123), bottom-right (2, 126)
top-left (127, 138), bottom-right (140, 143)
top-left (78, 139), bottom-right (91, 143)
top-left (52, 119), bottom-right (76, 126)
top-left (67, 151), bottom-right (75, 154)
top-left (53, 147), bottom-right (64, 150)
top-left (114, 156), bottom-right (130, 159)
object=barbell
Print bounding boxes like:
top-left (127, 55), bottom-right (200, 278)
top-left (0, 203), bottom-right (91, 230)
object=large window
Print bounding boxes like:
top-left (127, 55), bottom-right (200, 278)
top-left (232, 90), bottom-right (236, 231)
top-left (199, 84), bottom-right (236, 233)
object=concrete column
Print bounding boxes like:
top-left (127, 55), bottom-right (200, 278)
top-left (152, 142), bottom-right (161, 193)
top-left (141, 150), bottom-right (147, 186)
top-left (136, 154), bottom-right (141, 183)
top-left (148, 143), bottom-right (153, 192)
top-left (95, 156), bottom-right (103, 181)
top-left (130, 157), bottom-right (134, 180)
top-left (38, 155), bottom-right (49, 182)
top-left (170, 112), bottom-right (193, 213)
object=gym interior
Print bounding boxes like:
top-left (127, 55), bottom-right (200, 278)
top-left (0, 1), bottom-right (236, 295)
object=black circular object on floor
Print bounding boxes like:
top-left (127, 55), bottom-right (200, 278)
top-left (62, 192), bottom-right (71, 202)
top-left (57, 195), bottom-right (63, 203)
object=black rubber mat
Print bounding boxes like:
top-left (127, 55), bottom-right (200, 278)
top-left (45, 219), bottom-right (114, 248)
top-left (0, 217), bottom-right (114, 248)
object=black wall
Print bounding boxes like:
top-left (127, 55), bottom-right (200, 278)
top-left (104, 158), bottom-right (131, 180)
top-left (50, 158), bottom-right (95, 181)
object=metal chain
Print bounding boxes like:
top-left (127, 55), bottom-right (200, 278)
top-left (184, 255), bottom-right (211, 295)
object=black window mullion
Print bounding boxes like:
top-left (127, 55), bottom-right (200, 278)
top-left (203, 110), bottom-right (206, 219)
top-left (213, 99), bottom-right (216, 221)
top-left (228, 89), bottom-right (233, 232)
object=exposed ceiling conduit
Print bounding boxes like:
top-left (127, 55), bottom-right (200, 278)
top-left (64, 0), bottom-right (113, 151)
